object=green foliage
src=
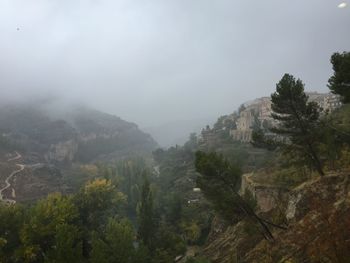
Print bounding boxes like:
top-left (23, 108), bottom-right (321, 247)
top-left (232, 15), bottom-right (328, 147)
top-left (45, 224), bottom-right (83, 263)
top-left (132, 244), bottom-right (151, 263)
top-left (328, 51), bottom-right (350, 103)
top-left (181, 221), bottom-right (201, 243)
top-left (18, 193), bottom-right (81, 262)
top-left (0, 178), bottom-right (140, 263)
top-left (195, 151), bottom-right (283, 240)
top-left (151, 249), bottom-right (173, 263)
top-left (251, 127), bottom-right (277, 151)
top-left (90, 218), bottom-right (135, 263)
top-left (153, 224), bottom-right (186, 259)
top-left (0, 204), bottom-right (23, 262)
top-left (137, 176), bottom-right (157, 250)
top-left (163, 193), bottom-right (182, 225)
top-left (270, 74), bottom-right (324, 175)
top-left (113, 158), bottom-right (149, 219)
top-left (74, 178), bottom-right (125, 231)
top-left (195, 151), bottom-right (243, 222)
top-left (319, 105), bottom-right (350, 166)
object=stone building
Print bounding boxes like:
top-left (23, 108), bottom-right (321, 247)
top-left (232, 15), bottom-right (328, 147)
top-left (229, 93), bottom-right (341, 143)
top-left (307, 92), bottom-right (342, 112)
top-left (323, 94), bottom-right (342, 112)
top-left (230, 97), bottom-right (274, 142)
top-left (230, 110), bottom-right (255, 142)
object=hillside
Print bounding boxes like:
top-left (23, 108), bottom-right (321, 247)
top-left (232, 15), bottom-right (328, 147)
top-left (201, 170), bottom-right (350, 263)
top-left (0, 103), bottom-right (157, 202)
top-left (0, 104), bottom-right (157, 163)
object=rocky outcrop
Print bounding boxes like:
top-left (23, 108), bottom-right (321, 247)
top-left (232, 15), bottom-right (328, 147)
top-left (203, 171), bottom-right (350, 263)
top-left (203, 217), bottom-right (263, 263)
top-left (202, 173), bottom-right (288, 263)
top-left (45, 139), bottom-right (78, 162)
top-left (245, 171), bottom-right (350, 262)
top-left (241, 173), bottom-right (289, 213)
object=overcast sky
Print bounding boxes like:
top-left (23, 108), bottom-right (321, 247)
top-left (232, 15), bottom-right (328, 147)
top-left (0, 0), bottom-right (349, 127)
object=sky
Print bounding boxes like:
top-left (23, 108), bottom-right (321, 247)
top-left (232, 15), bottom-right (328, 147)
top-left (0, 0), bottom-right (349, 128)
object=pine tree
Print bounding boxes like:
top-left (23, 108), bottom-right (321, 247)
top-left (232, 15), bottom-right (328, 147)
top-left (328, 52), bottom-right (350, 103)
top-left (270, 74), bottom-right (324, 176)
top-left (195, 151), bottom-right (286, 241)
top-left (137, 176), bottom-right (156, 250)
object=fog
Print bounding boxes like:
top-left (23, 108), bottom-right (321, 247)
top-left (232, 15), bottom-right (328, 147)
top-left (1, 0), bottom-right (349, 132)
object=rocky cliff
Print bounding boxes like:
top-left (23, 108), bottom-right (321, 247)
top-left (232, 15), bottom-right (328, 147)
top-left (203, 171), bottom-right (350, 263)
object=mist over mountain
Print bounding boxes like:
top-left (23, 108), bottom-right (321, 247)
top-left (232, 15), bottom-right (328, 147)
top-left (0, 100), bottom-right (157, 163)
top-left (1, 0), bottom-right (349, 128)
top-left (0, 1), bottom-right (349, 262)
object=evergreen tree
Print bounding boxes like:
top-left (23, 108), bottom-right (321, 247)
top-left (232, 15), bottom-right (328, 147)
top-left (195, 151), bottom-right (286, 241)
top-left (137, 176), bottom-right (156, 250)
top-left (328, 52), bottom-right (350, 103)
top-left (270, 74), bottom-right (324, 176)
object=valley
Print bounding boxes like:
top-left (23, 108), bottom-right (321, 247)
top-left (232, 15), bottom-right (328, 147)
top-left (0, 50), bottom-right (349, 262)
top-left (1, 1), bottom-right (349, 262)
top-left (0, 88), bottom-right (350, 262)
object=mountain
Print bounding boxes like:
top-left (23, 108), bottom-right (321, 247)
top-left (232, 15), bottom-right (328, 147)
top-left (0, 103), bottom-right (157, 163)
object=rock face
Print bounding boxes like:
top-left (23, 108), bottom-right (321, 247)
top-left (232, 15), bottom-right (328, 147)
top-left (228, 93), bottom-right (341, 143)
top-left (46, 139), bottom-right (78, 162)
top-left (204, 171), bottom-right (350, 263)
top-left (202, 217), bottom-right (263, 263)
top-left (245, 172), bottom-right (350, 262)
top-left (241, 173), bottom-right (289, 213)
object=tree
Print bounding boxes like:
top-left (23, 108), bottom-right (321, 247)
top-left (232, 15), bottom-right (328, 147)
top-left (18, 193), bottom-right (80, 262)
top-left (195, 151), bottom-right (242, 222)
top-left (328, 52), bottom-right (350, 103)
top-left (75, 179), bottom-right (125, 230)
top-left (270, 74), bottom-right (324, 176)
top-left (0, 204), bottom-right (23, 262)
top-left (137, 176), bottom-right (156, 250)
top-left (251, 127), bottom-right (277, 151)
top-left (195, 151), bottom-right (286, 241)
top-left (74, 179), bottom-right (125, 257)
top-left (46, 224), bottom-right (83, 263)
top-left (90, 218), bottom-right (135, 263)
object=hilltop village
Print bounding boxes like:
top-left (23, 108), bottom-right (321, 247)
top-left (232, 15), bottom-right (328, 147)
top-left (200, 92), bottom-right (341, 144)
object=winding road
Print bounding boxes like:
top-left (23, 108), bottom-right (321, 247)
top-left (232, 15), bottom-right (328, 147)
top-left (0, 152), bottom-right (25, 204)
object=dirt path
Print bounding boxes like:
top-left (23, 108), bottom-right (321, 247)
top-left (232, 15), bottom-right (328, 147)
top-left (0, 152), bottom-right (25, 204)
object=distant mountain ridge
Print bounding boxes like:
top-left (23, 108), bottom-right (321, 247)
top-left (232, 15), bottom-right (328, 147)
top-left (0, 103), bottom-right (157, 163)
